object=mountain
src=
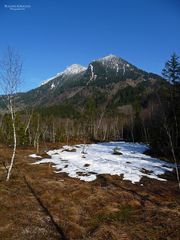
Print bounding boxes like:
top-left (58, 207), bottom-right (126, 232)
top-left (40, 64), bottom-right (87, 86)
top-left (14, 54), bottom-right (165, 110)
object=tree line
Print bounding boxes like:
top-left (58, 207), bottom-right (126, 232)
top-left (0, 48), bottom-right (179, 186)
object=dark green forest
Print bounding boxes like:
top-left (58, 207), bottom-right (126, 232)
top-left (0, 53), bottom-right (180, 163)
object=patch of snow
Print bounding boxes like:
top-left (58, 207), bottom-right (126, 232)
top-left (29, 154), bottom-right (42, 159)
top-left (116, 63), bottom-right (119, 73)
top-left (90, 64), bottom-right (94, 80)
top-left (51, 83), bottom-right (55, 89)
top-left (99, 54), bottom-right (118, 61)
top-left (31, 142), bottom-right (174, 183)
top-left (86, 64), bottom-right (95, 85)
top-left (62, 64), bottom-right (87, 76)
top-left (123, 64), bottom-right (126, 75)
top-left (96, 54), bottom-right (119, 66)
top-left (32, 142), bottom-right (175, 183)
top-left (94, 75), bottom-right (97, 80)
top-left (41, 76), bottom-right (57, 86)
top-left (41, 72), bottom-right (63, 86)
top-left (95, 54), bottom-right (131, 76)
top-left (40, 64), bottom-right (86, 86)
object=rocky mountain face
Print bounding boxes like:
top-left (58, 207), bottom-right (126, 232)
top-left (16, 54), bottom-right (164, 109)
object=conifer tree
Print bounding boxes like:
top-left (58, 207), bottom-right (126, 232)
top-left (162, 53), bottom-right (180, 84)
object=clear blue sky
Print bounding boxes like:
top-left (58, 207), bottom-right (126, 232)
top-left (0, 0), bottom-right (180, 91)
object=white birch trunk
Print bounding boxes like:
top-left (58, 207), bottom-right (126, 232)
top-left (6, 104), bottom-right (16, 181)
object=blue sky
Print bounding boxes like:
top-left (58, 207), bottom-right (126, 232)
top-left (0, 0), bottom-right (180, 91)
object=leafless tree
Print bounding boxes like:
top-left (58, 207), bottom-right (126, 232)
top-left (129, 111), bottom-right (135, 143)
top-left (33, 113), bottom-right (40, 154)
top-left (24, 107), bottom-right (34, 135)
top-left (156, 90), bottom-right (180, 190)
top-left (0, 47), bottom-right (22, 181)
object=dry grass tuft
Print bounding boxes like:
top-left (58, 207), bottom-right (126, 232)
top-left (0, 144), bottom-right (180, 239)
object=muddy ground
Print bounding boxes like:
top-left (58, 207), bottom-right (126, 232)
top-left (0, 143), bottom-right (180, 240)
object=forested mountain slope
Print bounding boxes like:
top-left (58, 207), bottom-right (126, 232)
top-left (15, 54), bottom-right (165, 110)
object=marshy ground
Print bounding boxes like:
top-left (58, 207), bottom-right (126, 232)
top-left (0, 143), bottom-right (180, 240)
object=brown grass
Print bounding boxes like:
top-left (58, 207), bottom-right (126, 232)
top-left (0, 143), bottom-right (180, 239)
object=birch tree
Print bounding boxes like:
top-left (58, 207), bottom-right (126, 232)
top-left (0, 47), bottom-right (22, 181)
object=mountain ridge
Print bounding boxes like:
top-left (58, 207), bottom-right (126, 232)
top-left (1, 54), bottom-right (166, 111)
top-left (39, 54), bottom-right (141, 87)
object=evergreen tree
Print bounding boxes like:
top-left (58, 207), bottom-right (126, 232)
top-left (161, 53), bottom-right (180, 189)
top-left (162, 53), bottom-right (180, 84)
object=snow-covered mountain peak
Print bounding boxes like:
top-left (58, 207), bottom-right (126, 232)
top-left (93, 54), bottom-right (128, 71)
top-left (101, 54), bottom-right (119, 60)
top-left (94, 54), bottom-right (126, 67)
top-left (96, 54), bottom-right (120, 62)
top-left (40, 64), bottom-right (87, 86)
top-left (62, 64), bottom-right (87, 76)
top-left (87, 54), bottom-right (132, 76)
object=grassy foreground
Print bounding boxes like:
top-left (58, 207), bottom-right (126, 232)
top-left (0, 144), bottom-right (180, 240)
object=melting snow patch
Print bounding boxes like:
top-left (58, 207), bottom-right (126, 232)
top-left (51, 83), bottom-right (55, 89)
top-left (31, 142), bottom-right (175, 183)
top-left (29, 154), bottom-right (42, 159)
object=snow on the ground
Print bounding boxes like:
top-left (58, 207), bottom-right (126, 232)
top-left (29, 154), bottom-right (42, 159)
top-left (30, 142), bottom-right (175, 183)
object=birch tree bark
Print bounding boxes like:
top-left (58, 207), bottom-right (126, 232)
top-left (0, 47), bottom-right (22, 181)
